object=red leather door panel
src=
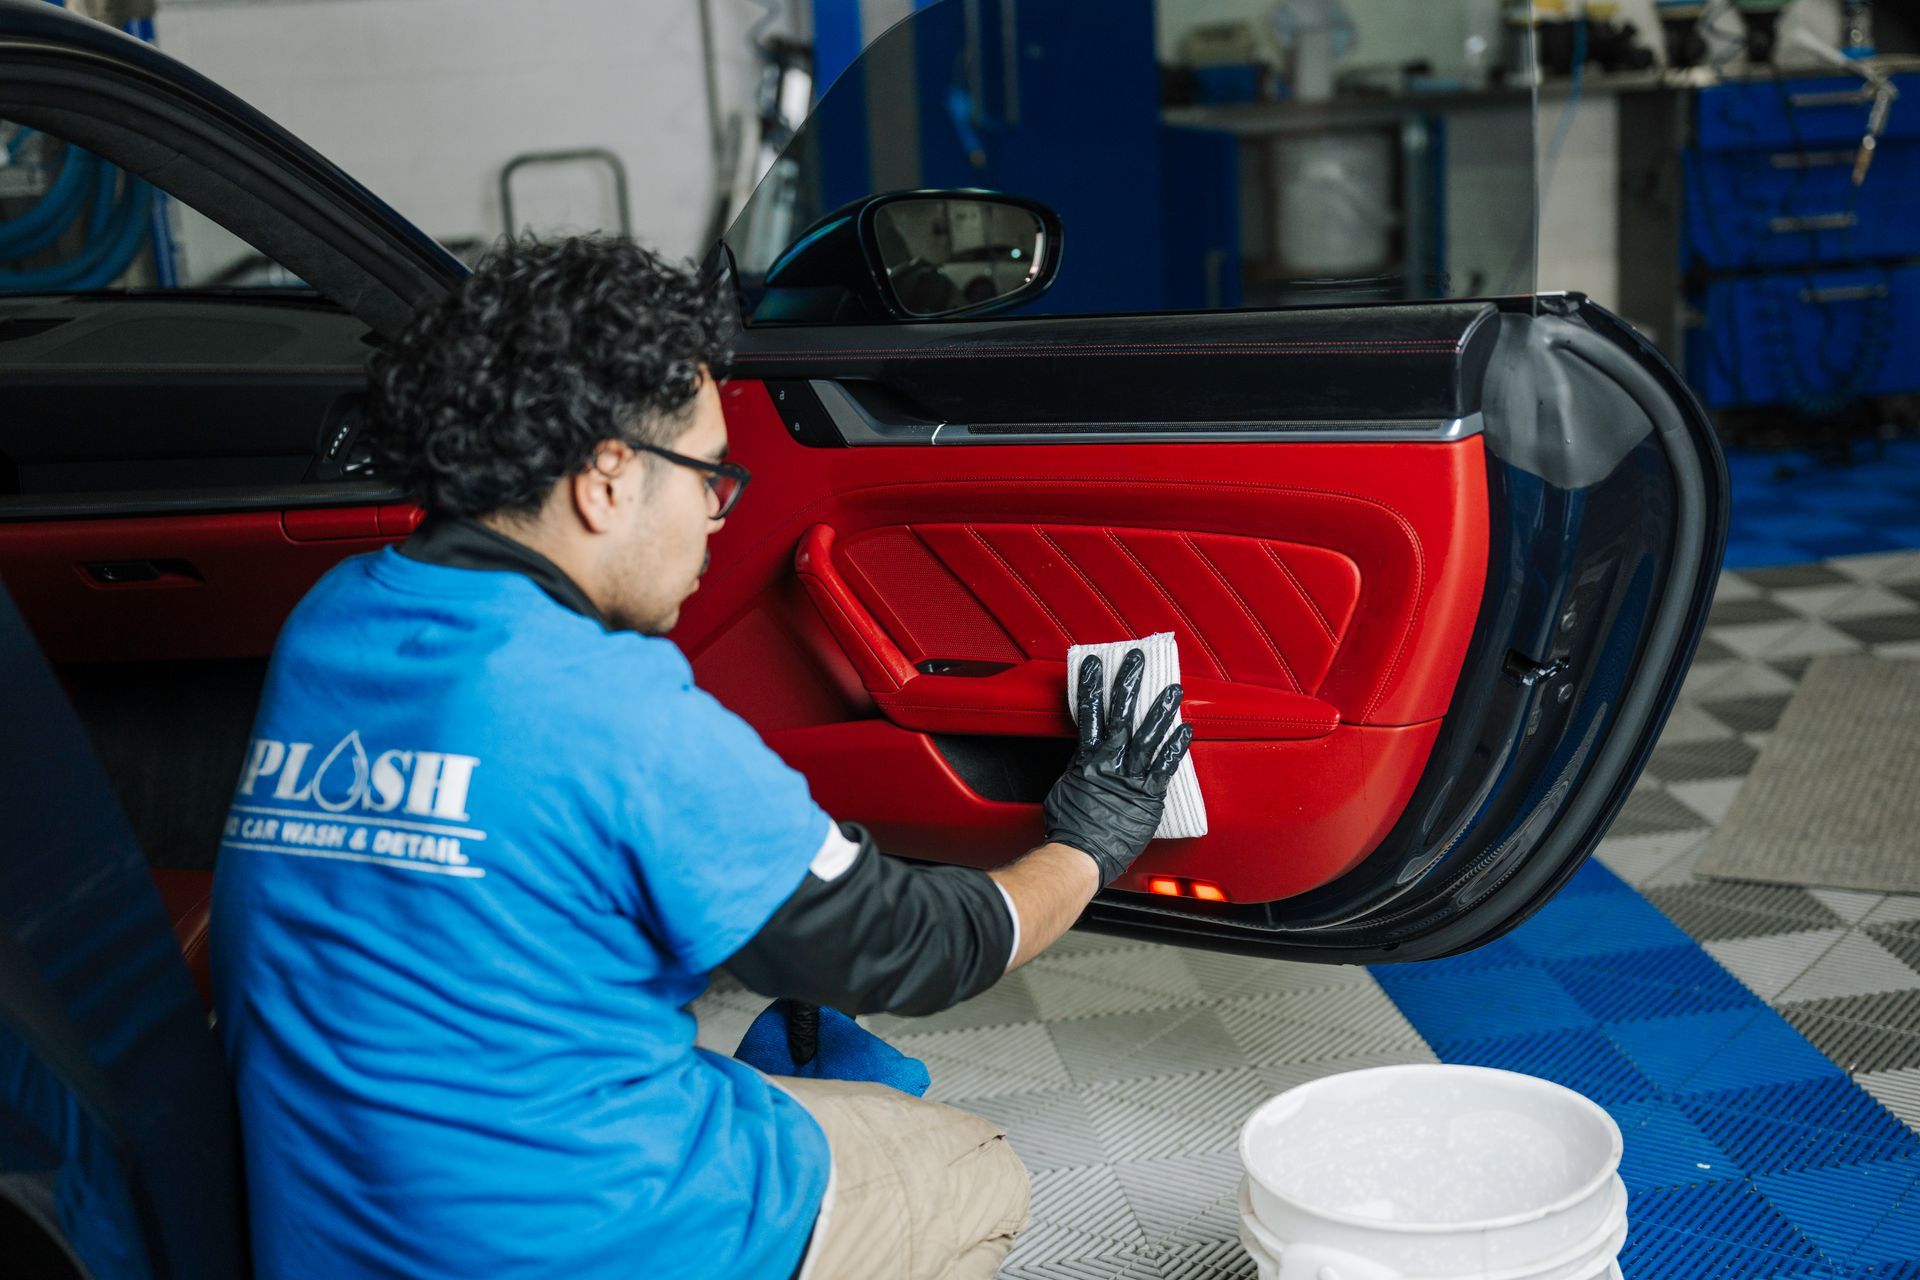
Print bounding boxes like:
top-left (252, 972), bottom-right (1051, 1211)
top-left (0, 503), bottom-right (420, 663)
top-left (681, 380), bottom-right (1489, 906)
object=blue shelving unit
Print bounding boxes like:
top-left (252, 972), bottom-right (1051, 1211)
top-left (1682, 70), bottom-right (1920, 416)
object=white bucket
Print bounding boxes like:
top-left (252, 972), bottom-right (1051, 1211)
top-left (1236, 1065), bottom-right (1627, 1280)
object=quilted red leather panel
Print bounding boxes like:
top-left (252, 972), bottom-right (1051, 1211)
top-left (838, 527), bottom-right (1022, 667)
top-left (872, 524), bottom-right (1362, 697)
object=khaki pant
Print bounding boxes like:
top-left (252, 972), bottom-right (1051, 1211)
top-left (770, 1076), bottom-right (1032, 1280)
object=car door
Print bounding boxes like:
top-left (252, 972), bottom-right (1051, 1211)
top-left (670, 0), bottom-right (1730, 964)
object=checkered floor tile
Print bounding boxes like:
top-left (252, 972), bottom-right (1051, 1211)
top-left (691, 549), bottom-right (1920, 1280)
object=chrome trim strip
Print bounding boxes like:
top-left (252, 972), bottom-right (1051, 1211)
top-left (809, 380), bottom-right (1483, 446)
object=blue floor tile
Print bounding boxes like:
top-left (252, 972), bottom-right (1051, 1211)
top-left (1606, 1098), bottom-right (1747, 1193)
top-left (1432, 1026), bottom-right (1655, 1106)
top-left (1550, 945), bottom-right (1755, 1024)
top-left (1679, 1079), bottom-right (1919, 1176)
top-left (1609, 1010), bottom-right (1845, 1095)
top-left (1622, 1182), bottom-right (1825, 1278)
top-left (1757, 1158), bottom-right (1920, 1267)
top-left (1369, 963), bottom-right (1593, 1041)
top-left (1510, 892), bottom-right (1696, 963)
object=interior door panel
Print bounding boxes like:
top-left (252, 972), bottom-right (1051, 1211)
top-left (681, 371), bottom-right (1490, 906)
top-left (0, 505), bottom-right (417, 663)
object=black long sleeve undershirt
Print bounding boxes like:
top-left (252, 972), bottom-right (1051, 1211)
top-left (724, 823), bottom-right (1015, 1018)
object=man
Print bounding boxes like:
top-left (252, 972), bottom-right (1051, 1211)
top-left (210, 237), bottom-right (1192, 1280)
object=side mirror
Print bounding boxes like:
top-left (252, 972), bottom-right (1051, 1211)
top-left (751, 190), bottom-right (1062, 325)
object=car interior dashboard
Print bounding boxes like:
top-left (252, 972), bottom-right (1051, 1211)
top-left (0, 294), bottom-right (400, 518)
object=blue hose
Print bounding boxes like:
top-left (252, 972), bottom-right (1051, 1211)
top-left (0, 4), bottom-right (174, 292)
top-left (0, 177), bottom-right (152, 292)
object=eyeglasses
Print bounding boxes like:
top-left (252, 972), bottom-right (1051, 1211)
top-left (628, 441), bottom-right (751, 519)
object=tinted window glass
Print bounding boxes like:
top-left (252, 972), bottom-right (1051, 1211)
top-left (2, 119), bottom-right (305, 294)
top-left (726, 0), bottom-right (1538, 324)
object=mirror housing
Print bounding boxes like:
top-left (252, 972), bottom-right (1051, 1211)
top-left (749, 190), bottom-right (1062, 325)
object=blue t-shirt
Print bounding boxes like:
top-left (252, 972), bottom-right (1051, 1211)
top-left (211, 548), bottom-right (832, 1279)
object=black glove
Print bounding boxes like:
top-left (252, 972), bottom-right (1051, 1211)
top-left (1043, 648), bottom-right (1194, 884)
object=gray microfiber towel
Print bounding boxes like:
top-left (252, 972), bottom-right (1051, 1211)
top-left (1065, 632), bottom-right (1208, 839)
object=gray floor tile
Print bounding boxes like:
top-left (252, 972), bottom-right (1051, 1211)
top-left (1690, 635), bottom-right (1740, 664)
top-left (955, 1086), bottom-right (1106, 1173)
top-left (1866, 919), bottom-right (1920, 973)
top-left (1767, 655), bottom-right (1817, 682)
top-left (1643, 835), bottom-right (1713, 888)
top-left (1049, 1007), bottom-right (1248, 1086)
top-left (1800, 583), bottom-right (1920, 620)
top-left (1758, 620), bottom-right (1869, 660)
top-left (1257, 1046), bottom-right (1440, 1093)
top-left (1000, 1251), bottom-right (1157, 1280)
top-left (1179, 950), bottom-right (1374, 1002)
top-left (1081, 1069), bottom-right (1276, 1163)
top-left (1595, 830), bottom-right (1711, 886)
top-left (1864, 895), bottom-right (1920, 926)
top-left (1112, 1151), bottom-right (1245, 1249)
top-left (1738, 563), bottom-right (1853, 590)
top-left (1667, 778), bottom-right (1749, 826)
top-left (865, 970), bottom-right (1042, 1037)
top-left (1832, 612), bottom-right (1920, 645)
top-left (1651, 701), bottom-right (1740, 744)
top-left (1025, 947), bottom-right (1207, 1022)
top-left (1775, 931), bottom-right (1920, 1003)
top-left (1644, 737), bottom-right (1759, 784)
top-left (1143, 1239), bottom-right (1260, 1280)
top-left (1005, 1164), bottom-right (1147, 1267)
top-left (1702, 928), bottom-right (1849, 1002)
top-left (1856, 1066), bottom-right (1920, 1135)
top-left (1781, 989), bottom-right (1920, 1073)
top-left (1807, 887), bottom-right (1887, 924)
top-left (1608, 787), bottom-right (1717, 838)
top-left (899, 1022), bottom-right (1073, 1101)
top-left (1694, 691), bottom-right (1795, 733)
top-left (1708, 597), bottom-right (1800, 627)
top-left (1830, 550), bottom-right (1920, 584)
top-left (1645, 880), bottom-right (1846, 941)
top-left (1709, 620), bottom-right (1811, 661)
top-left (1215, 988), bottom-right (1425, 1067)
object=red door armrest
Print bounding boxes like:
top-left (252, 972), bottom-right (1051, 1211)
top-left (874, 659), bottom-right (1337, 740)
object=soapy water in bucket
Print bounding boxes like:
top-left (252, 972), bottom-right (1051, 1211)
top-left (1259, 1108), bottom-right (1594, 1223)
top-left (1238, 1065), bottom-right (1626, 1280)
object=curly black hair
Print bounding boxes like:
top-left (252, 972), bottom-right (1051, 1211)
top-left (368, 236), bottom-right (733, 517)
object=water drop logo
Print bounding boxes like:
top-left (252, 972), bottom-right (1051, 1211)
top-left (311, 730), bottom-right (370, 812)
